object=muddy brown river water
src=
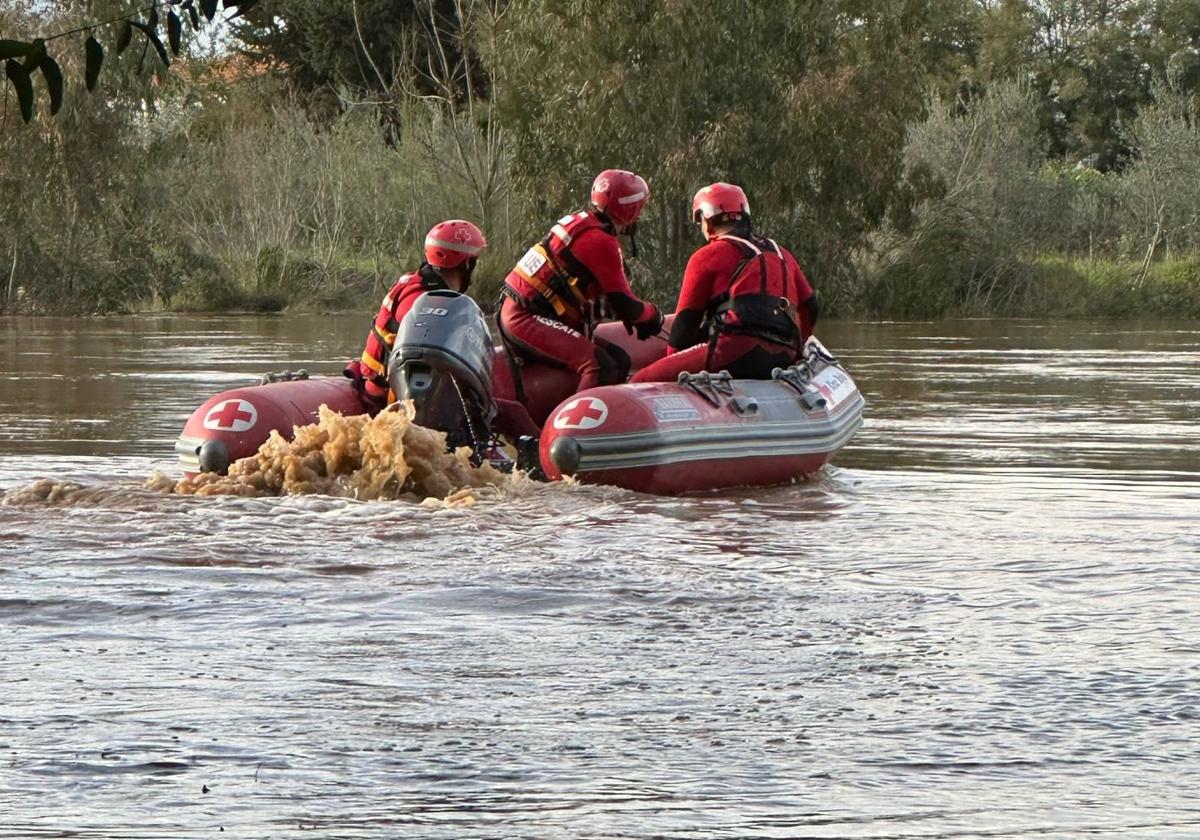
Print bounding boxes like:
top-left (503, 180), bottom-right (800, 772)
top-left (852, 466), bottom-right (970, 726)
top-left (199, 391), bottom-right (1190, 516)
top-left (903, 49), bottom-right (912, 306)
top-left (1, 314), bottom-right (1198, 838)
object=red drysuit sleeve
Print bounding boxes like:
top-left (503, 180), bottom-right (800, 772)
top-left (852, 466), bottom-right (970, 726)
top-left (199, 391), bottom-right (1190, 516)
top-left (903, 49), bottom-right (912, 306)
top-left (667, 240), bottom-right (743, 351)
top-left (571, 227), bottom-right (653, 323)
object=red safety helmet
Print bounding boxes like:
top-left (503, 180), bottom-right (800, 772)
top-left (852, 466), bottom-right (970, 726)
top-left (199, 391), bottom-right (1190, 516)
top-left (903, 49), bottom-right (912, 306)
top-left (424, 220), bottom-right (487, 269)
top-left (590, 169), bottom-right (650, 229)
top-left (692, 182), bottom-right (750, 223)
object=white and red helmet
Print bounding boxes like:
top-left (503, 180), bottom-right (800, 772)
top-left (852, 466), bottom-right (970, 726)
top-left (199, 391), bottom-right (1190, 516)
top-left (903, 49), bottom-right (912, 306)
top-left (692, 182), bottom-right (750, 223)
top-left (423, 220), bottom-right (487, 269)
top-left (590, 169), bottom-right (649, 228)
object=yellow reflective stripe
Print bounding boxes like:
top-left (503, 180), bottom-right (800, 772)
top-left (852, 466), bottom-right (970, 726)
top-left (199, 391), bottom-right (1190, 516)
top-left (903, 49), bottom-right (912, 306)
top-left (521, 270), bottom-right (569, 317)
top-left (361, 324), bottom-right (396, 378)
top-left (360, 351), bottom-right (385, 376)
top-left (373, 325), bottom-right (395, 347)
top-left (512, 243), bottom-right (574, 316)
top-left (566, 276), bottom-right (589, 306)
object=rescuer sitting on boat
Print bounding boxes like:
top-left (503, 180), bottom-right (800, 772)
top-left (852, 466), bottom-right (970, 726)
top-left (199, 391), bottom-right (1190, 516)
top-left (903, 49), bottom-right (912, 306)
top-left (498, 169), bottom-right (665, 393)
top-left (630, 182), bottom-right (817, 383)
top-left (344, 219), bottom-right (488, 410)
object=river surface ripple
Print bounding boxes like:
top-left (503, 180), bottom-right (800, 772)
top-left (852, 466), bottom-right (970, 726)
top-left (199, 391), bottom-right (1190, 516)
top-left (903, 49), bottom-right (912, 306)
top-left (1, 315), bottom-right (1198, 838)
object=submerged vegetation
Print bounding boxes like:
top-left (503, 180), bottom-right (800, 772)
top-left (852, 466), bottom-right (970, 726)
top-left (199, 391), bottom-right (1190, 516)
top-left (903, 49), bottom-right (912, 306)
top-left (2, 0), bottom-right (1199, 318)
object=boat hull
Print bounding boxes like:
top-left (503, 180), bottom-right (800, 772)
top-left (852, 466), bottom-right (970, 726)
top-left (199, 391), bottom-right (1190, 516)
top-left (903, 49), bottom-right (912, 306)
top-left (175, 377), bottom-right (368, 476)
top-left (538, 352), bottom-right (863, 495)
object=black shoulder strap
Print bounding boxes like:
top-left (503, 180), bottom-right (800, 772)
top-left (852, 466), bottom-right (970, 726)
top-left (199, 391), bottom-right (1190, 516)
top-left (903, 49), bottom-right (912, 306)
top-left (707, 237), bottom-right (757, 319)
top-left (418, 263), bottom-right (446, 290)
top-left (494, 308), bottom-right (528, 405)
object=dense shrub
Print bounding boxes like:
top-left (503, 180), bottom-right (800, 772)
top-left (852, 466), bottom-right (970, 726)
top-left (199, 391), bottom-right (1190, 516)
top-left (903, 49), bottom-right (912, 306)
top-left (3, 1), bottom-right (1199, 319)
top-left (867, 81), bottom-right (1200, 318)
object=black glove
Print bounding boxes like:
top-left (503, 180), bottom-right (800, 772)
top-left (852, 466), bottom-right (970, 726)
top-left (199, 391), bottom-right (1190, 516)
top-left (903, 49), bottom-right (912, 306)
top-left (633, 305), bottom-right (665, 340)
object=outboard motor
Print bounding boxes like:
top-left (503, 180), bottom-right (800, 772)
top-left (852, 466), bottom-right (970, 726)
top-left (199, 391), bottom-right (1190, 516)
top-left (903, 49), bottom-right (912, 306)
top-left (387, 290), bottom-right (496, 459)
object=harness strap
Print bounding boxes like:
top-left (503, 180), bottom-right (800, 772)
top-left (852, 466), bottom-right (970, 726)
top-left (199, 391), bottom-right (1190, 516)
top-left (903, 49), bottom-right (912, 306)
top-left (494, 306), bottom-right (528, 406)
top-left (708, 234), bottom-right (803, 350)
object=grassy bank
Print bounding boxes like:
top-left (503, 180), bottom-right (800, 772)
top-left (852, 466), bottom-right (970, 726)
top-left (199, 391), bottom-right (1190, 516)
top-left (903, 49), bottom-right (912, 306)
top-left (860, 256), bottom-right (1200, 320)
top-left (2, 244), bottom-right (387, 316)
top-left (4, 56), bottom-right (1198, 322)
top-left (1018, 257), bottom-right (1200, 319)
top-left (6, 245), bottom-right (1199, 321)
top-left (134, 243), bottom-right (510, 316)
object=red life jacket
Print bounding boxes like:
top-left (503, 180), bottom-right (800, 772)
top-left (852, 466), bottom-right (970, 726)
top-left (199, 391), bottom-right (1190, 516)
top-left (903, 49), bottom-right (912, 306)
top-left (708, 234), bottom-right (803, 348)
top-left (358, 268), bottom-right (443, 400)
top-left (503, 211), bottom-right (612, 327)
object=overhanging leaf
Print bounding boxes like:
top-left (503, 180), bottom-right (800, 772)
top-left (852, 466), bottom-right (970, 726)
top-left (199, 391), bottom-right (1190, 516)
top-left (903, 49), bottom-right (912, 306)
top-left (187, 5), bottom-right (200, 29)
top-left (0, 39), bottom-right (33, 61)
top-left (147, 5), bottom-right (159, 31)
top-left (201, 0), bottom-right (218, 22)
top-left (133, 22), bottom-right (170, 68)
top-left (85, 35), bottom-right (104, 92)
top-left (227, 0), bottom-right (260, 18)
top-left (23, 38), bottom-right (47, 72)
top-left (168, 11), bottom-right (182, 55)
top-left (38, 54), bottom-right (64, 116)
top-left (5, 59), bottom-right (34, 123)
top-left (117, 22), bottom-right (133, 55)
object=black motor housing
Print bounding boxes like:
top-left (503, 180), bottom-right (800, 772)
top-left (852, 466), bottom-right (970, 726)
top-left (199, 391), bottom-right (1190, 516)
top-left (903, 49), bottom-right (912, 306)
top-left (387, 290), bottom-right (496, 452)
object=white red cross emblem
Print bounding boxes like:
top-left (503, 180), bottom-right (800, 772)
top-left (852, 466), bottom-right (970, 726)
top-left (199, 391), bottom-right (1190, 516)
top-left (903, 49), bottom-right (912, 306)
top-left (202, 399), bottom-right (258, 432)
top-left (553, 397), bottom-right (608, 430)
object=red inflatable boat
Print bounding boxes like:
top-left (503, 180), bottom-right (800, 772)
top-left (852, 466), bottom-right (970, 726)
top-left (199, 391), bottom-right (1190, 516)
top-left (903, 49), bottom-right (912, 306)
top-left (537, 346), bottom-right (863, 494)
top-left (175, 293), bottom-right (863, 493)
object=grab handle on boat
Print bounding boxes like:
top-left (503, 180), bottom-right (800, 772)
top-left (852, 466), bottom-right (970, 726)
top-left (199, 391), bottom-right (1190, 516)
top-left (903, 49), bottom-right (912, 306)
top-left (258, 368), bottom-right (309, 385)
top-left (677, 370), bottom-right (734, 407)
top-left (772, 366), bottom-right (828, 410)
top-left (730, 396), bottom-right (759, 415)
top-left (801, 391), bottom-right (827, 410)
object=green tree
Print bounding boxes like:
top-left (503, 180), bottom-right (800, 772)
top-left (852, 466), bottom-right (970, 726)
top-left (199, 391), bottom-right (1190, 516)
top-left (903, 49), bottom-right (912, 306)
top-left (231, 0), bottom-right (480, 126)
top-left (483, 0), bottom-right (957, 309)
top-left (1, 0), bottom-right (195, 311)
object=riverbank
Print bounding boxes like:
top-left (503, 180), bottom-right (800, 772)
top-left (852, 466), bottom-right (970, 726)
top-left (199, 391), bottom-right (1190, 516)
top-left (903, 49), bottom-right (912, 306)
top-left (4, 252), bottom-right (1198, 320)
top-left (860, 256), bottom-right (1200, 320)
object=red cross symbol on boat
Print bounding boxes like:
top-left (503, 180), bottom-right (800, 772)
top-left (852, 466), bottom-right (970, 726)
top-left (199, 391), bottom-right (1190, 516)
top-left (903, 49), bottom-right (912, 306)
top-left (203, 399), bottom-right (258, 432)
top-left (553, 397), bottom-right (608, 430)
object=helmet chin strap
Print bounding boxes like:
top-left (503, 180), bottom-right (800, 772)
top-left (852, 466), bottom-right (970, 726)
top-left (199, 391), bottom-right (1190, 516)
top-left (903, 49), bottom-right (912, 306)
top-left (460, 258), bottom-right (476, 292)
top-left (419, 263), bottom-right (444, 289)
top-left (421, 259), bottom-right (475, 292)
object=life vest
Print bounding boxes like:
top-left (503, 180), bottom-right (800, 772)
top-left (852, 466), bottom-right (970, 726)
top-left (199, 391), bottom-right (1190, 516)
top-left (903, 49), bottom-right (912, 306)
top-left (358, 266), bottom-right (443, 399)
top-left (707, 235), bottom-right (803, 349)
top-left (504, 211), bottom-right (612, 326)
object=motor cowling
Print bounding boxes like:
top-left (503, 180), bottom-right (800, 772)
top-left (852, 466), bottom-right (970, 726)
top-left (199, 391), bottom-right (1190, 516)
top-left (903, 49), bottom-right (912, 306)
top-left (387, 290), bottom-right (496, 454)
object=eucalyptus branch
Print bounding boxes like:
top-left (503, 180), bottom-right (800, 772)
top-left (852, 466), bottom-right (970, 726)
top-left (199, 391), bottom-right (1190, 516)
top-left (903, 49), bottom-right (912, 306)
top-left (351, 0), bottom-right (391, 97)
top-left (2, 0), bottom-right (252, 123)
top-left (42, 4), bottom-right (159, 43)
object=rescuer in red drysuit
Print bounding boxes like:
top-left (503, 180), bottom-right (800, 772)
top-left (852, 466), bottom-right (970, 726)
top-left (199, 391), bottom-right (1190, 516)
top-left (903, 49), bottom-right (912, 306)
top-left (630, 182), bottom-right (817, 383)
top-left (344, 219), bottom-right (487, 409)
top-left (498, 169), bottom-right (665, 392)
